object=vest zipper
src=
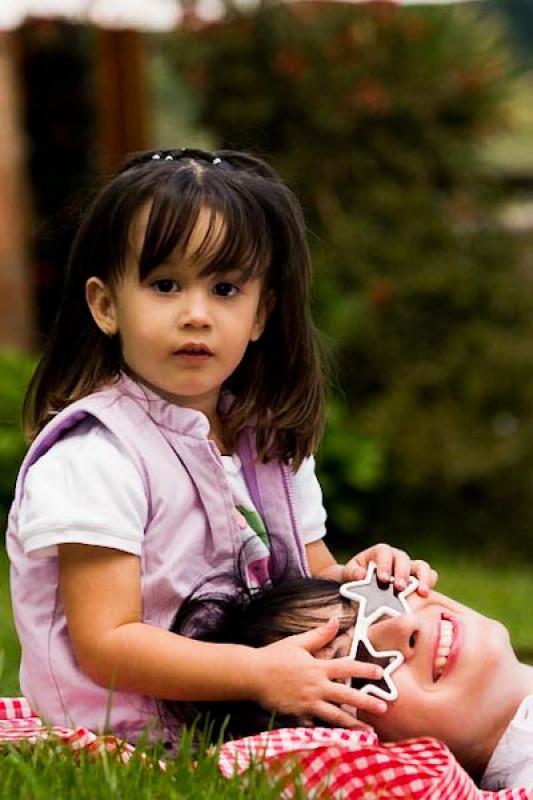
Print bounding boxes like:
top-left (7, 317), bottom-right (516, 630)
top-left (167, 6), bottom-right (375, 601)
top-left (281, 462), bottom-right (310, 576)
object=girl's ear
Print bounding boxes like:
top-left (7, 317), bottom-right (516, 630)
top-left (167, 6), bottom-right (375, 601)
top-left (251, 290), bottom-right (276, 343)
top-left (85, 277), bottom-right (119, 336)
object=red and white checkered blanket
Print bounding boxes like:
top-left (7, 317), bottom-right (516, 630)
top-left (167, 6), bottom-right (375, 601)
top-left (218, 726), bottom-right (533, 798)
top-left (1, 698), bottom-right (531, 798)
top-left (0, 696), bottom-right (136, 760)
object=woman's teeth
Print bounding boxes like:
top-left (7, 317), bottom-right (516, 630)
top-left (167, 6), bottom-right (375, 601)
top-left (434, 618), bottom-right (453, 681)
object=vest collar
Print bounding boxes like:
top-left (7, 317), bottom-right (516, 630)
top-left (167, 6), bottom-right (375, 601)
top-left (114, 373), bottom-right (214, 438)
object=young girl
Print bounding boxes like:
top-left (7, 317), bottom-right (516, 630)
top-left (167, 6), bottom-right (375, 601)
top-left (6, 147), bottom-right (436, 745)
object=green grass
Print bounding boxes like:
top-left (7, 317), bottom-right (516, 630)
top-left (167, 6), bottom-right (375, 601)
top-left (0, 734), bottom-right (299, 799)
top-left (0, 545), bottom-right (531, 797)
top-left (0, 548), bottom-right (19, 695)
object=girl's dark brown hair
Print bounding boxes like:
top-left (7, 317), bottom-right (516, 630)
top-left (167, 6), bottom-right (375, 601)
top-left (23, 147), bottom-right (325, 467)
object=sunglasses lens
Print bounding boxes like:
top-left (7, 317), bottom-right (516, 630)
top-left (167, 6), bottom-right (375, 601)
top-left (350, 639), bottom-right (393, 694)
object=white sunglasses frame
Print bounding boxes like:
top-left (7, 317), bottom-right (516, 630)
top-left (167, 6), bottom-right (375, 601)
top-left (339, 561), bottom-right (419, 701)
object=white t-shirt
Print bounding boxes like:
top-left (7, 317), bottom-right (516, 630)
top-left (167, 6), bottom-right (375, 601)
top-left (18, 418), bottom-right (327, 559)
top-left (481, 695), bottom-right (533, 790)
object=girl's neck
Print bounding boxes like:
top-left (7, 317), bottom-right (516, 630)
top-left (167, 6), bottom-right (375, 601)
top-left (126, 370), bottom-right (218, 419)
top-left (208, 417), bottom-right (230, 455)
top-left (122, 370), bottom-right (232, 453)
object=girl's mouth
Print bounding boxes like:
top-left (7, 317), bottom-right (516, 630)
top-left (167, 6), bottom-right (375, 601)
top-left (433, 615), bottom-right (460, 681)
top-left (174, 343), bottom-right (213, 360)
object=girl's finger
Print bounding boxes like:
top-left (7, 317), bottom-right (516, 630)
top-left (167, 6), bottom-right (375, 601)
top-left (343, 558), bottom-right (367, 581)
top-left (326, 657), bottom-right (383, 684)
top-left (411, 560), bottom-right (435, 595)
top-left (326, 682), bottom-right (388, 716)
top-left (338, 709), bottom-right (374, 733)
top-left (291, 617), bottom-right (340, 653)
top-left (311, 700), bottom-right (376, 730)
top-left (372, 544), bottom-right (394, 584)
top-left (390, 549), bottom-right (411, 592)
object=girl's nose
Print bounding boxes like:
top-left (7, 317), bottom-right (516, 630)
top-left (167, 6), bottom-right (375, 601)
top-left (367, 614), bottom-right (418, 660)
top-left (179, 290), bottom-right (212, 329)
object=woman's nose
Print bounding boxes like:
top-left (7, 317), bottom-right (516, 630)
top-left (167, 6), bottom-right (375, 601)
top-left (367, 614), bottom-right (418, 660)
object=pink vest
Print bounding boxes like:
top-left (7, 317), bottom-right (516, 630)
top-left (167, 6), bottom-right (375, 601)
top-left (6, 376), bottom-right (309, 742)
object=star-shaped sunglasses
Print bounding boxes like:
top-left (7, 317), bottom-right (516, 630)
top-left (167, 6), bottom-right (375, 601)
top-left (339, 562), bottom-right (418, 702)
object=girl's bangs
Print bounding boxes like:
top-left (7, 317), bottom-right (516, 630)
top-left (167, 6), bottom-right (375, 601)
top-left (137, 181), bottom-right (273, 283)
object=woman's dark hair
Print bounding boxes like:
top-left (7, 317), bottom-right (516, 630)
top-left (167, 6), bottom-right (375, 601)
top-left (162, 577), bottom-right (354, 743)
top-left (23, 147), bottom-right (325, 467)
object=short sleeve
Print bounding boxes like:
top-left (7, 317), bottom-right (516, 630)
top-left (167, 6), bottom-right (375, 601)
top-left (293, 456), bottom-right (327, 545)
top-left (18, 418), bottom-right (148, 558)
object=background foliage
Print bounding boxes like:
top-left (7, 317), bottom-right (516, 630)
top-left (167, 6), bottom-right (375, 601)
top-left (166, 2), bottom-right (533, 559)
top-left (0, 353), bottom-right (35, 524)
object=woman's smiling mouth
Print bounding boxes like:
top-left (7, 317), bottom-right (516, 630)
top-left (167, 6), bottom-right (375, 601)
top-left (432, 614), bottom-right (463, 682)
top-left (433, 617), bottom-right (454, 681)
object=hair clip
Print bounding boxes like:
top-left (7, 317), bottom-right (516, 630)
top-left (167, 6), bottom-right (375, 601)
top-left (151, 153), bottom-right (161, 160)
top-left (165, 155), bottom-right (174, 161)
top-left (213, 157), bottom-right (222, 165)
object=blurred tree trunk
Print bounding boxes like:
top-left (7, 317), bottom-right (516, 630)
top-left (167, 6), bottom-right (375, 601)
top-left (0, 32), bottom-right (34, 352)
top-left (95, 30), bottom-right (149, 173)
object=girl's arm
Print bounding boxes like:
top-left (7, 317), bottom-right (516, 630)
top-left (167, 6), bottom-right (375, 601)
top-left (306, 539), bottom-right (344, 581)
top-left (58, 543), bottom-right (387, 725)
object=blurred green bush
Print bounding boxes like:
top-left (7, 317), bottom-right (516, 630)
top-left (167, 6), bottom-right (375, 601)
top-left (0, 352), bottom-right (34, 524)
top-left (169, 3), bottom-right (533, 558)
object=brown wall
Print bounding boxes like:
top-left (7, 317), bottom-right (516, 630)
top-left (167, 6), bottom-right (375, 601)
top-left (0, 32), bottom-right (34, 352)
top-left (0, 26), bottom-right (150, 352)
top-left (95, 29), bottom-right (149, 174)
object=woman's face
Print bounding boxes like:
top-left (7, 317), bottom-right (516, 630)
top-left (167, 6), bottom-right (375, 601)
top-left (341, 590), bottom-right (522, 768)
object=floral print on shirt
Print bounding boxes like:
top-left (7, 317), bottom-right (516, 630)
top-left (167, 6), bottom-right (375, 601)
top-left (235, 504), bottom-right (271, 590)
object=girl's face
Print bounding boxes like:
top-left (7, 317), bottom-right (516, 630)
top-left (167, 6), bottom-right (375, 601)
top-left (354, 590), bottom-right (523, 769)
top-left (88, 206), bottom-right (269, 421)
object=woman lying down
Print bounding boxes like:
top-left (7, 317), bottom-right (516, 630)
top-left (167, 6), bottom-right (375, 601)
top-left (162, 563), bottom-right (533, 792)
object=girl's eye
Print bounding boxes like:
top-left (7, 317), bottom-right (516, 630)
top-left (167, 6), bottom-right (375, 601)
top-left (152, 279), bottom-right (179, 294)
top-left (213, 282), bottom-right (239, 298)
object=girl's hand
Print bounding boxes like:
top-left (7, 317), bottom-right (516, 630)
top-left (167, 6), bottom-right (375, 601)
top-left (250, 618), bottom-right (387, 729)
top-left (342, 544), bottom-right (438, 596)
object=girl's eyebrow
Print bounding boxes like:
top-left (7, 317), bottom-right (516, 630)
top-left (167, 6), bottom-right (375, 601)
top-left (145, 257), bottom-right (177, 270)
top-left (216, 269), bottom-right (248, 281)
top-left (201, 264), bottom-right (252, 282)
